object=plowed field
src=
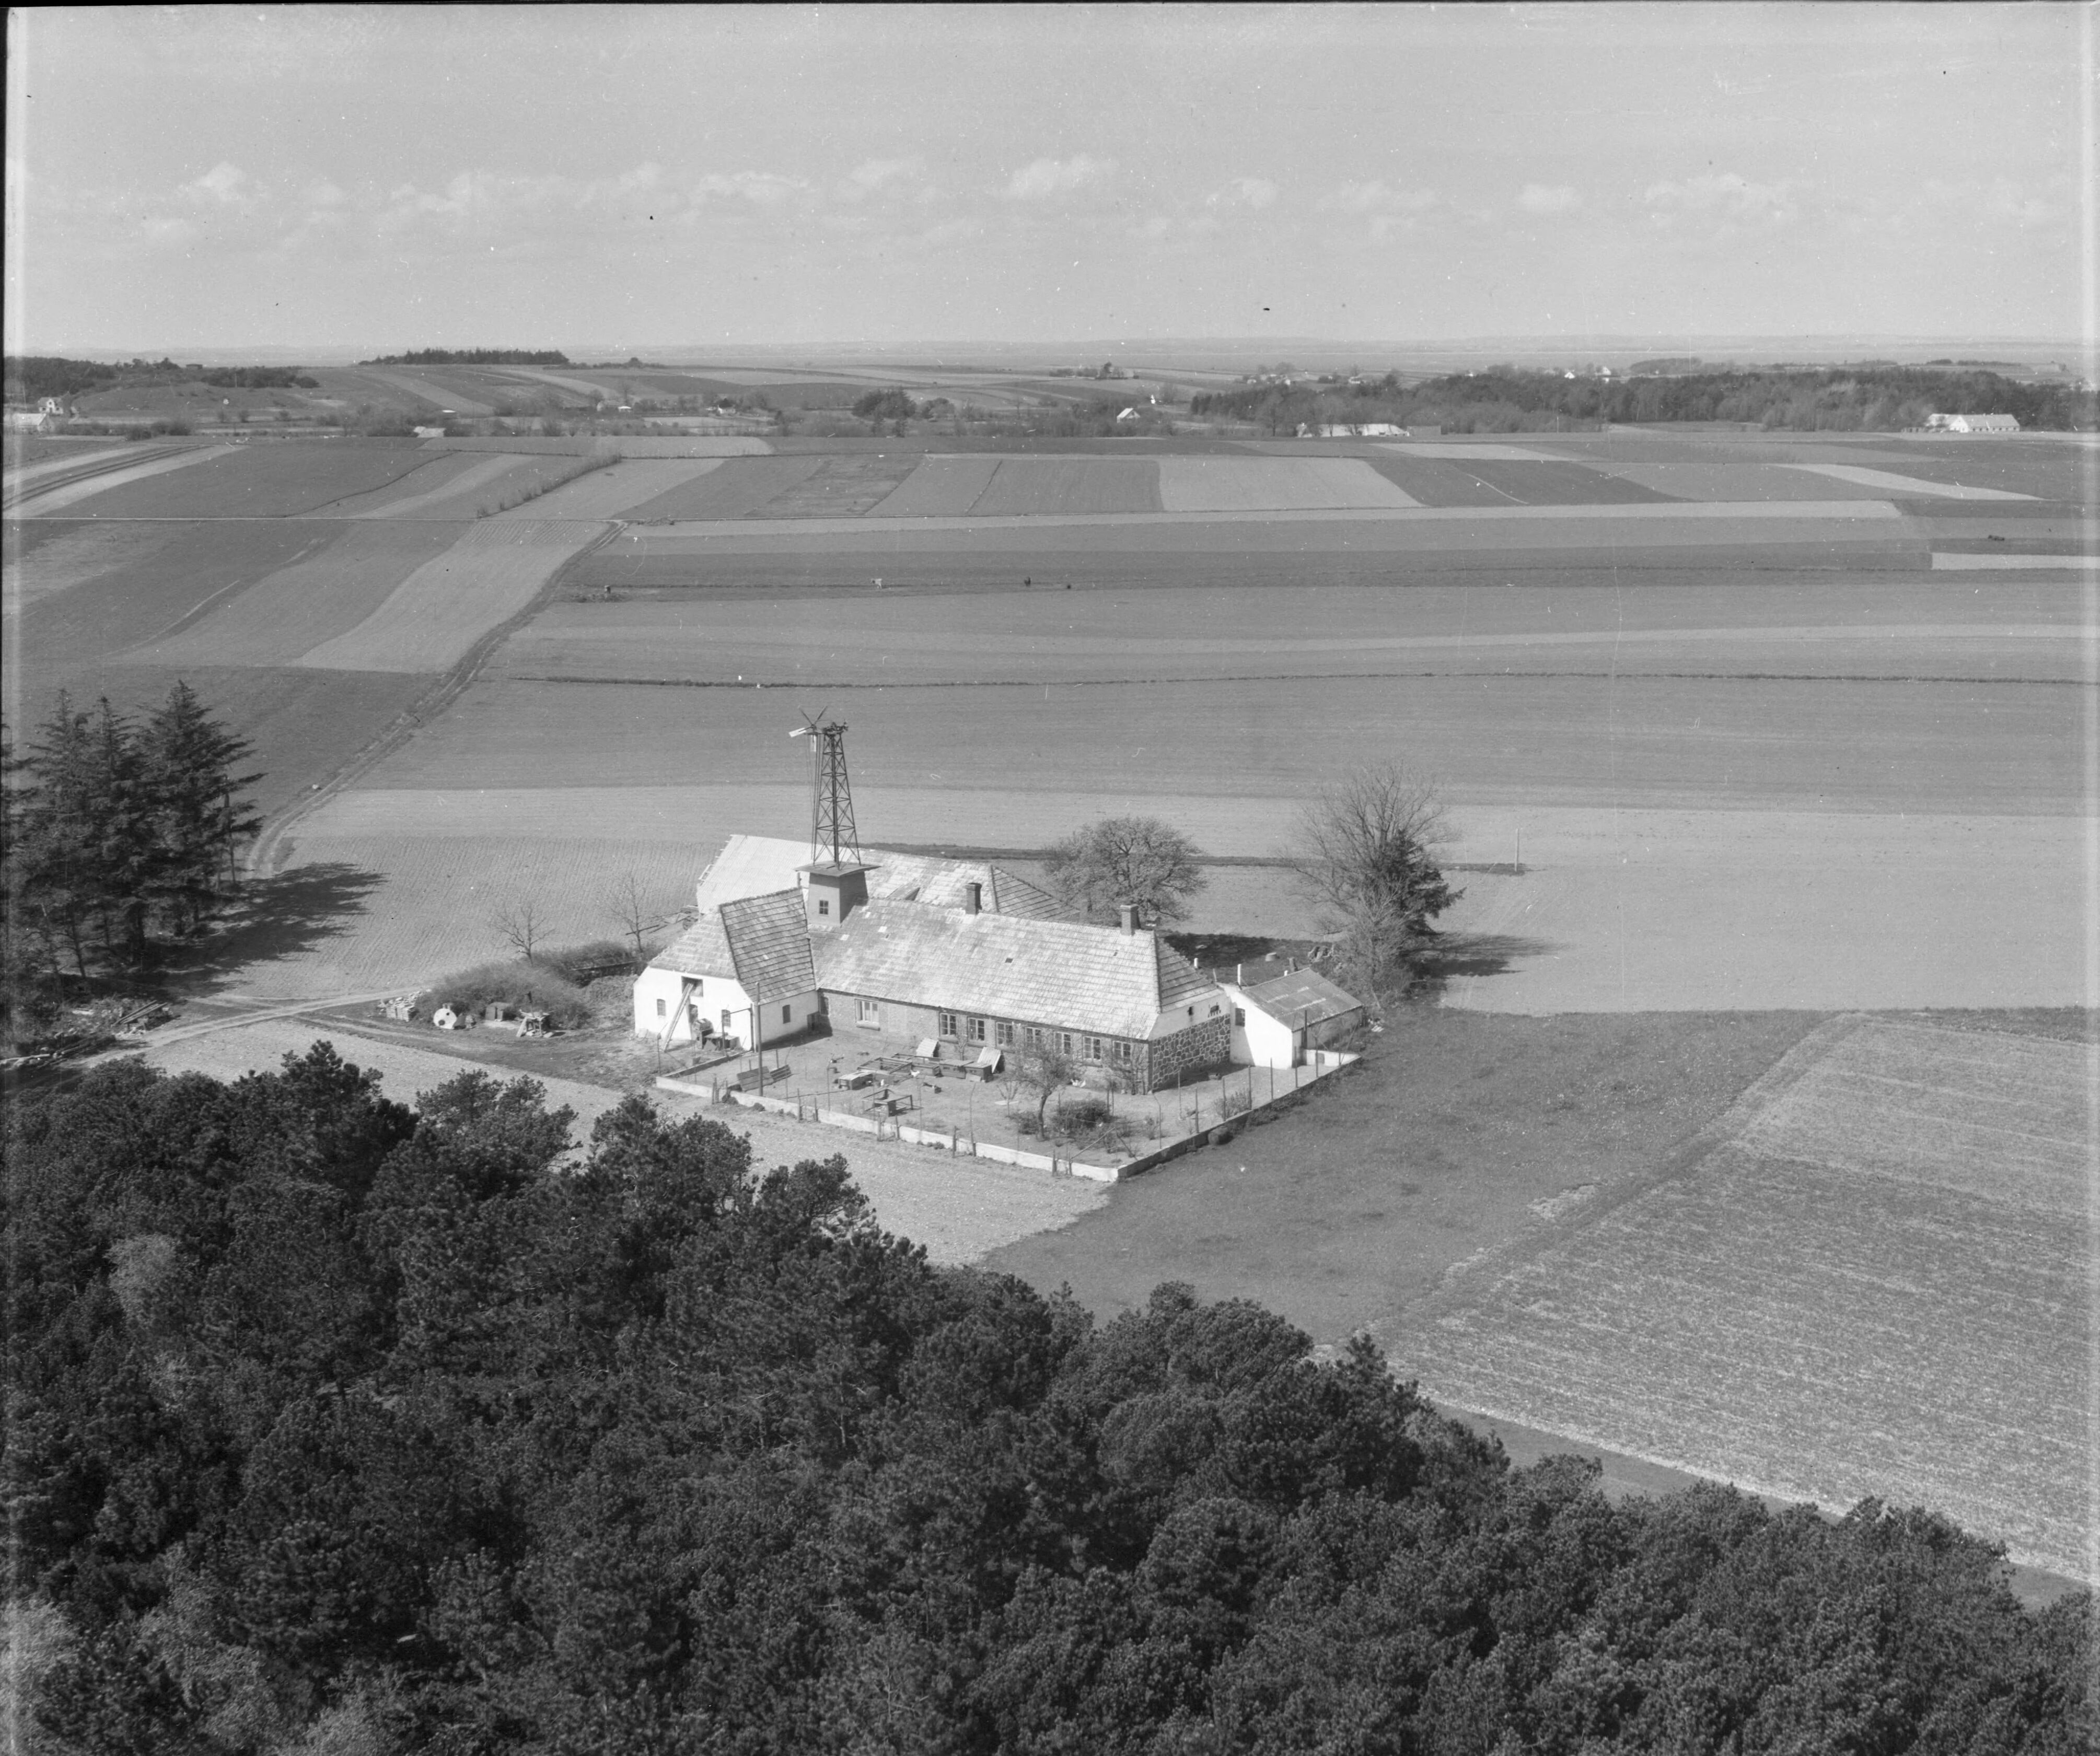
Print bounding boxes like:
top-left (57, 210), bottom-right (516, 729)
top-left (1156, 456), bottom-right (1418, 510)
top-left (970, 457), bottom-right (1162, 515)
top-left (131, 522), bottom-right (463, 666)
top-left (618, 455), bottom-right (825, 519)
top-left (312, 452), bottom-right (531, 519)
top-left (488, 457), bottom-right (725, 520)
top-left (1786, 463), bottom-right (2036, 501)
top-left (4, 519), bottom-right (188, 613)
top-left (48, 441), bottom-right (434, 519)
top-left (10, 445), bottom-right (240, 516)
top-left (492, 576), bottom-right (2089, 688)
top-left (868, 455), bottom-right (1003, 517)
top-left (1389, 1016), bottom-right (2096, 1584)
top-left (1458, 460), bottom-right (1680, 504)
top-left (745, 453), bottom-right (921, 517)
top-left (293, 519), bottom-right (605, 672)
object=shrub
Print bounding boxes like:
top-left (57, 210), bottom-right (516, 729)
top-left (1060, 1096), bottom-right (1114, 1132)
top-left (539, 938), bottom-right (637, 985)
top-left (426, 959), bottom-right (594, 1029)
top-left (1220, 1086), bottom-right (1254, 1119)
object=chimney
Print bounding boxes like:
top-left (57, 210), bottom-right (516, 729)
top-left (1119, 903), bottom-right (1136, 936)
top-left (965, 880), bottom-right (982, 915)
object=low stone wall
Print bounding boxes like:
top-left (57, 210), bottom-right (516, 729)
top-left (654, 1051), bottom-right (1359, 1183)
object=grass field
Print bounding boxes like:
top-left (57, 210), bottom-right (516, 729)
top-left (4, 519), bottom-right (190, 614)
top-left (43, 440), bottom-right (435, 519)
top-left (292, 518), bottom-right (606, 672)
top-left (1385, 1015), bottom-right (2096, 1585)
top-left (131, 521), bottom-right (464, 667)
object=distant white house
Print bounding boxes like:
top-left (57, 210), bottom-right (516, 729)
top-left (4, 410), bottom-right (49, 433)
top-left (412, 425), bottom-right (447, 438)
top-left (1925, 412), bottom-right (2020, 434)
top-left (1308, 421), bottom-right (1407, 438)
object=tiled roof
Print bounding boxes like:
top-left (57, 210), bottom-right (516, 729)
top-left (720, 890), bottom-right (818, 996)
top-left (648, 889), bottom-right (816, 995)
top-left (1243, 967), bottom-right (1363, 1027)
top-left (693, 834), bottom-right (1078, 922)
top-left (815, 899), bottom-right (1227, 1041)
top-left (653, 913), bottom-right (735, 979)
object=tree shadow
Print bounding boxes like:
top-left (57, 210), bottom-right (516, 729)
top-left (1410, 932), bottom-right (1559, 983)
top-left (161, 862), bottom-right (387, 997)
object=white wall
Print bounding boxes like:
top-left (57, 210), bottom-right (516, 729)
top-left (1221, 983), bottom-right (1298, 1068)
top-left (632, 965), bottom-right (819, 1049)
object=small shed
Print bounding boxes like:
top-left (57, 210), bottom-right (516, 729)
top-left (1223, 967), bottom-right (1365, 1068)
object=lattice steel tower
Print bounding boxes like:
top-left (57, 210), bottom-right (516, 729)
top-left (795, 716), bottom-right (862, 867)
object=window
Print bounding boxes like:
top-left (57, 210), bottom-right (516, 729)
top-left (721, 1010), bottom-right (734, 1033)
top-left (1209, 1003), bottom-right (1222, 1016)
top-left (1112, 1040), bottom-right (1133, 1064)
top-left (857, 997), bottom-right (881, 1027)
top-left (995, 1021), bottom-right (1016, 1047)
top-left (966, 1017), bottom-right (988, 1043)
top-left (938, 1011), bottom-right (959, 1039)
top-left (816, 898), bottom-right (830, 917)
top-left (1023, 1025), bottom-right (1044, 1050)
top-left (1233, 1007), bottom-right (1246, 1026)
top-left (1058, 1032), bottom-right (1075, 1057)
top-left (655, 997), bottom-right (666, 1017)
top-left (781, 1003), bottom-right (792, 1024)
top-left (1083, 1036), bottom-right (1105, 1062)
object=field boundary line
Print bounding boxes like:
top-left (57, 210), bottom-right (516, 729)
top-left (1371, 1011), bottom-right (1863, 1334)
top-left (494, 668), bottom-right (2093, 692)
top-left (246, 520), bottom-right (625, 880)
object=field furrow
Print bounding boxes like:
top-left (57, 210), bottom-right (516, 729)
top-left (970, 457), bottom-right (1162, 515)
top-left (126, 521), bottom-right (466, 666)
top-left (487, 457), bottom-right (725, 520)
top-left (868, 455), bottom-right (1003, 516)
top-left (292, 519), bottom-right (607, 672)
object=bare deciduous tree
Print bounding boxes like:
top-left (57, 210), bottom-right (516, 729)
top-left (1043, 816), bottom-right (1207, 927)
top-left (489, 897), bottom-right (551, 963)
top-left (605, 871), bottom-right (658, 963)
top-left (1287, 765), bottom-right (1462, 997)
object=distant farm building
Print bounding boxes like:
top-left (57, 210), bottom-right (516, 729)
top-left (1307, 421), bottom-right (1407, 438)
top-left (1925, 412), bottom-right (2020, 433)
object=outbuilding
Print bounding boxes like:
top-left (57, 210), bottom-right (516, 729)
top-left (1221, 967), bottom-right (1365, 1068)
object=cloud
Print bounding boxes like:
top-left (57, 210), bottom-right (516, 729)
top-left (1211, 177), bottom-right (1276, 210)
top-left (185, 162), bottom-right (252, 206)
top-left (1517, 182), bottom-right (1580, 215)
top-left (1318, 180), bottom-right (1438, 217)
top-left (1644, 172), bottom-right (1796, 226)
top-left (1002, 155), bottom-right (1115, 200)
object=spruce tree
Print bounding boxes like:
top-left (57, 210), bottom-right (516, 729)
top-left (143, 680), bottom-right (261, 935)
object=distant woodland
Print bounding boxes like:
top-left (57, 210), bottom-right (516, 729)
top-left (2, 357), bottom-right (317, 400)
top-left (1190, 365), bottom-right (2097, 434)
top-left (4, 1053), bottom-right (2090, 1754)
top-left (362, 350), bottom-right (573, 367)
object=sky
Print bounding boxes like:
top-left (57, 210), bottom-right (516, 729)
top-left (5, 3), bottom-right (2093, 355)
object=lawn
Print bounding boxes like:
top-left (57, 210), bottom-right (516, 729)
top-left (971, 457), bottom-right (1163, 515)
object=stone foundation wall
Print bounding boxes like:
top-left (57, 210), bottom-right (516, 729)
top-left (1143, 1016), bottom-right (1232, 1090)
